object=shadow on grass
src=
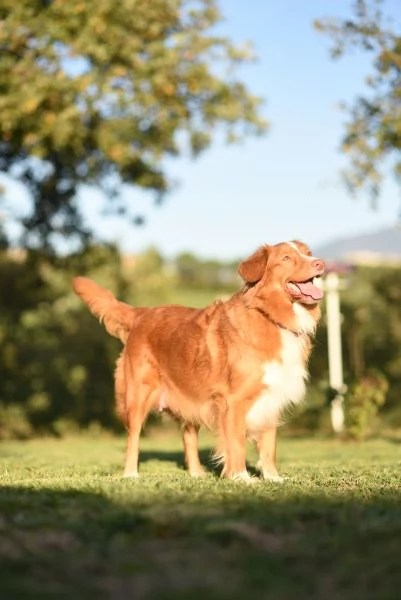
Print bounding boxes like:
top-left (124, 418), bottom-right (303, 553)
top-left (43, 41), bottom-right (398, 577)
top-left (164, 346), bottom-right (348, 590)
top-left (139, 445), bottom-right (262, 477)
top-left (380, 434), bottom-right (401, 445)
top-left (0, 482), bottom-right (400, 600)
top-left (140, 447), bottom-right (232, 476)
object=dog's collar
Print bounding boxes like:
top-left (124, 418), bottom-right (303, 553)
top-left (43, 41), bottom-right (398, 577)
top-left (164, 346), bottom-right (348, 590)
top-left (273, 319), bottom-right (304, 338)
top-left (254, 307), bottom-right (304, 338)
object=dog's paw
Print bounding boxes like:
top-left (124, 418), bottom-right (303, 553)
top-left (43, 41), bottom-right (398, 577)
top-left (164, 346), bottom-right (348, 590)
top-left (262, 472), bottom-right (286, 483)
top-left (189, 468), bottom-right (207, 478)
top-left (122, 471), bottom-right (139, 479)
top-left (256, 461), bottom-right (286, 483)
top-left (231, 470), bottom-right (259, 485)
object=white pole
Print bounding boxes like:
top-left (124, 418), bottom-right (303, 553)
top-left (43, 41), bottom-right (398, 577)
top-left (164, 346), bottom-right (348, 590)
top-left (325, 272), bottom-right (345, 433)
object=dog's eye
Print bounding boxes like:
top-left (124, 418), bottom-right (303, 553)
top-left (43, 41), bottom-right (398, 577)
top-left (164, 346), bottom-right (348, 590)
top-left (282, 255), bottom-right (291, 262)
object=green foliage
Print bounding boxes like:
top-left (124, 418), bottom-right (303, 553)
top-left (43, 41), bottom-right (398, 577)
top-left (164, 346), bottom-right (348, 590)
top-left (124, 246), bottom-right (176, 306)
top-left (344, 369), bottom-right (388, 440)
top-left (310, 264), bottom-right (401, 426)
top-left (175, 251), bottom-right (239, 291)
top-left (314, 0), bottom-right (401, 200)
top-left (0, 244), bottom-right (125, 437)
top-left (0, 403), bottom-right (33, 439)
top-left (0, 0), bottom-right (267, 247)
top-left (344, 266), bottom-right (401, 409)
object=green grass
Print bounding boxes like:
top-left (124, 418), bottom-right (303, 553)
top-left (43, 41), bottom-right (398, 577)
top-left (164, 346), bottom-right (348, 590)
top-left (1, 430), bottom-right (400, 600)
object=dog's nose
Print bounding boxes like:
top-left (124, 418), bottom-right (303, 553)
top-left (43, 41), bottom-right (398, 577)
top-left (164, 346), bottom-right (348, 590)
top-left (312, 259), bottom-right (325, 273)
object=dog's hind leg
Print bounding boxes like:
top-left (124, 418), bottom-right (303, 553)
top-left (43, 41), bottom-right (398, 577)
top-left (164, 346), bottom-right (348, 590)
top-left (114, 353), bottom-right (126, 424)
top-left (183, 423), bottom-right (205, 477)
top-left (123, 375), bottom-right (157, 478)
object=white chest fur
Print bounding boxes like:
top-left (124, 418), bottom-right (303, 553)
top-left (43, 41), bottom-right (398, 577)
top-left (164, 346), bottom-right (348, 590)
top-left (246, 330), bottom-right (309, 434)
top-left (293, 302), bottom-right (317, 335)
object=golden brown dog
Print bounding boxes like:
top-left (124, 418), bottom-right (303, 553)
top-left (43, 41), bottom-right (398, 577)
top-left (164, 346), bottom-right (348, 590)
top-left (73, 240), bottom-right (325, 482)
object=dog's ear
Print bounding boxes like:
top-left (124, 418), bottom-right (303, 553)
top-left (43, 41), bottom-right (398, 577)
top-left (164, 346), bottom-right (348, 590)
top-left (238, 246), bottom-right (269, 284)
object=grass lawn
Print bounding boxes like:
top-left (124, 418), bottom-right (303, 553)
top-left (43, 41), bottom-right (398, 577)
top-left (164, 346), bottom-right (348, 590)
top-left (1, 429), bottom-right (400, 600)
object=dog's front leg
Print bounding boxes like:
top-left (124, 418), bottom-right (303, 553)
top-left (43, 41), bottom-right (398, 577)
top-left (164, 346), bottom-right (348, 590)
top-left (220, 405), bottom-right (254, 483)
top-left (183, 423), bottom-right (205, 477)
top-left (257, 427), bottom-right (284, 482)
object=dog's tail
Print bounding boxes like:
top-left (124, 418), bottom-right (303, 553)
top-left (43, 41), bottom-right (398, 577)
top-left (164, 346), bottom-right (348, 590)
top-left (72, 277), bottom-right (137, 343)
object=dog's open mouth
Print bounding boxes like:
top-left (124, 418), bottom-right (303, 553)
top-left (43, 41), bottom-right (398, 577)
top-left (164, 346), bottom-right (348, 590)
top-left (286, 277), bottom-right (323, 304)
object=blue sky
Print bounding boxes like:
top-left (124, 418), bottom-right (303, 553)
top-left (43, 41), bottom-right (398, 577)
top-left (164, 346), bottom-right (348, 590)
top-left (3, 0), bottom-right (401, 260)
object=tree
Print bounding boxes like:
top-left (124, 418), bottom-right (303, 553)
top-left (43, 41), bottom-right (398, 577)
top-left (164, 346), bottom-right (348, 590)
top-left (0, 243), bottom-right (126, 437)
top-left (314, 0), bottom-right (401, 202)
top-left (0, 0), bottom-right (266, 248)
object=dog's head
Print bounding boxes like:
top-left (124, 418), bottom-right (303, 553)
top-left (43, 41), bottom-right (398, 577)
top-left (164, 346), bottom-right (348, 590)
top-left (238, 240), bottom-right (325, 306)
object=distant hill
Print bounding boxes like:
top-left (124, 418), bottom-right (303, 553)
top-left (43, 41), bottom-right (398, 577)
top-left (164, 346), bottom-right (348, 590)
top-left (315, 227), bottom-right (401, 265)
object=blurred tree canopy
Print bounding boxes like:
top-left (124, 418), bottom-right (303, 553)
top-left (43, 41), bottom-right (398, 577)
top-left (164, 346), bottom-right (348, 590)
top-left (315, 0), bottom-right (401, 201)
top-left (0, 0), bottom-right (266, 248)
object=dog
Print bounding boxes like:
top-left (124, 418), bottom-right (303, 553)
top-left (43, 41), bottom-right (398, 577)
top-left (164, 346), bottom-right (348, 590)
top-left (72, 240), bottom-right (325, 482)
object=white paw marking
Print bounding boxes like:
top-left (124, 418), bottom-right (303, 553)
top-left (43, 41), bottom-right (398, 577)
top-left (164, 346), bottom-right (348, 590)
top-left (262, 472), bottom-right (286, 483)
top-left (122, 471), bottom-right (139, 478)
top-left (189, 469), bottom-right (207, 478)
top-left (231, 470), bottom-right (258, 484)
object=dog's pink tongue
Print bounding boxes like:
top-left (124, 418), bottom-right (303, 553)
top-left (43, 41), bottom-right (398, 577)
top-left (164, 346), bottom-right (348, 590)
top-left (295, 281), bottom-right (323, 300)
